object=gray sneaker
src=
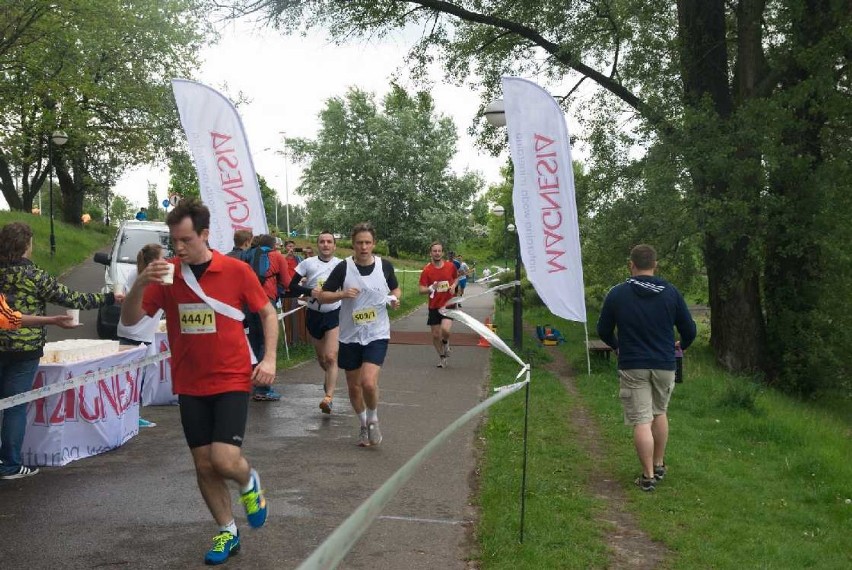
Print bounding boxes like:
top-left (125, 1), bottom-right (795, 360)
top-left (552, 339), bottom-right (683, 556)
top-left (437, 356), bottom-right (447, 368)
top-left (367, 422), bottom-right (383, 446)
top-left (357, 426), bottom-right (370, 447)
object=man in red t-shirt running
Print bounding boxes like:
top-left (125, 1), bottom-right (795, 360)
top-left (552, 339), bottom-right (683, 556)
top-left (121, 199), bottom-right (278, 565)
top-left (419, 241), bottom-right (459, 368)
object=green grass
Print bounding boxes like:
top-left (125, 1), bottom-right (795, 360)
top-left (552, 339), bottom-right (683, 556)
top-left (477, 304), bottom-right (852, 569)
top-left (474, 313), bottom-right (609, 569)
top-left (0, 211), bottom-right (113, 276)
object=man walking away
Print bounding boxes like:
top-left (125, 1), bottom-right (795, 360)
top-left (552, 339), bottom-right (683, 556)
top-left (596, 244), bottom-right (696, 492)
top-left (243, 234), bottom-right (291, 402)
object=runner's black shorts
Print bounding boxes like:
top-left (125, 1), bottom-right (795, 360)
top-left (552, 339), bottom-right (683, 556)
top-left (306, 308), bottom-right (340, 340)
top-left (338, 339), bottom-right (389, 370)
top-left (427, 307), bottom-right (454, 326)
top-left (178, 392), bottom-right (249, 449)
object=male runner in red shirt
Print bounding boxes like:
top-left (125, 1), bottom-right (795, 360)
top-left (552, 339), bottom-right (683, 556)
top-left (121, 199), bottom-right (278, 565)
top-left (418, 241), bottom-right (459, 368)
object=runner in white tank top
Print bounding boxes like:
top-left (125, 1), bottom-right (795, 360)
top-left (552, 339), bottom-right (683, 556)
top-left (317, 223), bottom-right (401, 447)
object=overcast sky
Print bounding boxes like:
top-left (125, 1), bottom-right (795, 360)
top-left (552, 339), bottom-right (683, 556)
top-left (113, 17), bottom-right (507, 210)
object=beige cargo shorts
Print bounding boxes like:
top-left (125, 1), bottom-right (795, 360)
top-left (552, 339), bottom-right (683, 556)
top-left (618, 368), bottom-right (676, 425)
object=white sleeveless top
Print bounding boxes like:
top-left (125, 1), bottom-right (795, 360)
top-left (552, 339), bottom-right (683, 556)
top-left (295, 256), bottom-right (342, 313)
top-left (338, 256), bottom-right (391, 345)
top-left (117, 268), bottom-right (163, 343)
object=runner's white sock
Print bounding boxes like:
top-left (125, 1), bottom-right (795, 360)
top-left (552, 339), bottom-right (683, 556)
top-left (366, 408), bottom-right (378, 424)
top-left (220, 520), bottom-right (238, 535)
top-left (358, 410), bottom-right (368, 427)
top-left (240, 472), bottom-right (255, 494)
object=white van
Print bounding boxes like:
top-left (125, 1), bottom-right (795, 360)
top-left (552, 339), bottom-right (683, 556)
top-left (93, 220), bottom-right (172, 338)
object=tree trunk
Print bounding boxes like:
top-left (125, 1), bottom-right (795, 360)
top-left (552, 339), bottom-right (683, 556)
top-left (55, 154), bottom-right (83, 226)
top-left (0, 156), bottom-right (23, 211)
top-left (678, 0), bottom-right (766, 373)
top-left (704, 234), bottom-right (766, 371)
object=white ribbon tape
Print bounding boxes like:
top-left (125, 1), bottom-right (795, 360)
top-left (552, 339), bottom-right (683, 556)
top-left (441, 308), bottom-right (526, 368)
top-left (278, 303), bottom-right (307, 320)
top-left (296, 377), bottom-right (529, 570)
top-left (443, 280), bottom-right (520, 307)
top-left (0, 349), bottom-right (170, 412)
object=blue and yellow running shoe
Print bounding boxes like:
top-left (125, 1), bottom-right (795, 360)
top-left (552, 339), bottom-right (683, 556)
top-left (204, 531), bottom-right (240, 565)
top-left (239, 468), bottom-right (268, 528)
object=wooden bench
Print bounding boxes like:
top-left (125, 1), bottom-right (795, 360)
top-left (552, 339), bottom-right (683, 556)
top-left (587, 339), bottom-right (614, 361)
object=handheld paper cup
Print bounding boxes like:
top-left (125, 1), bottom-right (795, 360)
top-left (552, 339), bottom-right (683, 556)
top-left (162, 263), bottom-right (175, 285)
top-left (66, 309), bottom-right (80, 326)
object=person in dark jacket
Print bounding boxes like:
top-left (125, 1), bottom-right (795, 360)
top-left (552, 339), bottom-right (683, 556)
top-left (0, 222), bottom-right (122, 479)
top-left (596, 244), bottom-right (696, 492)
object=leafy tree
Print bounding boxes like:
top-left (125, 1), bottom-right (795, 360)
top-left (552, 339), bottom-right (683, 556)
top-left (146, 186), bottom-right (163, 221)
top-left (242, 0), bottom-right (851, 394)
top-left (166, 150), bottom-right (200, 201)
top-left (289, 84), bottom-right (483, 256)
top-left (257, 174), bottom-right (282, 232)
top-left (109, 194), bottom-right (132, 224)
top-left (0, 0), bottom-right (209, 224)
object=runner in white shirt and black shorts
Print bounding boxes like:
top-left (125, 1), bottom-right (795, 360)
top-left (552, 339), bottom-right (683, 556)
top-left (286, 231), bottom-right (343, 414)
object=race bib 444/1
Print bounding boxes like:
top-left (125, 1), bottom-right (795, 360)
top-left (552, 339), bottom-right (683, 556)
top-left (178, 303), bottom-right (217, 334)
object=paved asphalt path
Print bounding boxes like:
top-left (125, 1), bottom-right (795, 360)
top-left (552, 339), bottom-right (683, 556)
top-left (0, 256), bottom-right (497, 570)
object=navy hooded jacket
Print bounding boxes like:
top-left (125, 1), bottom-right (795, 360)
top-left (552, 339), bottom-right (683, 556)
top-left (596, 275), bottom-right (697, 371)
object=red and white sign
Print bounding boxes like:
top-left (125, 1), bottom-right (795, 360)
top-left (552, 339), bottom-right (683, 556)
top-left (22, 346), bottom-right (146, 467)
top-left (171, 78), bottom-right (268, 253)
top-left (141, 333), bottom-right (178, 406)
top-left (502, 76), bottom-right (587, 323)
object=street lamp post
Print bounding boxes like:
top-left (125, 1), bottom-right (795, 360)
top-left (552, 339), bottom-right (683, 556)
top-left (491, 204), bottom-right (523, 350)
top-left (279, 132), bottom-right (291, 237)
top-left (486, 99), bottom-right (523, 350)
top-left (48, 130), bottom-right (68, 257)
top-left (507, 223), bottom-right (523, 350)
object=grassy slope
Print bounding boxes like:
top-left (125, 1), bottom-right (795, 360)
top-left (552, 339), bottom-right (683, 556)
top-left (477, 302), bottom-right (851, 569)
top-left (0, 211), bottom-right (113, 275)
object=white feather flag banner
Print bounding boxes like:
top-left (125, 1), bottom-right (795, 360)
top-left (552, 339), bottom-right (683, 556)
top-left (171, 78), bottom-right (268, 252)
top-left (502, 76), bottom-right (587, 323)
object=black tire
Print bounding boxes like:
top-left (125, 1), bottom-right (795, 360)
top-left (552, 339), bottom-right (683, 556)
top-left (96, 308), bottom-right (117, 340)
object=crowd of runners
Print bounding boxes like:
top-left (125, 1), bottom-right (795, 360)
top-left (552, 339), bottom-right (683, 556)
top-left (115, 199), bottom-right (466, 564)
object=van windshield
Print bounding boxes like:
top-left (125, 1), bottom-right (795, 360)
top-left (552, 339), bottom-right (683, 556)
top-left (116, 230), bottom-right (173, 263)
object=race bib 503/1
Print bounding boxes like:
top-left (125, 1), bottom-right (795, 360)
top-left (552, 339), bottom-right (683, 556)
top-left (352, 307), bottom-right (378, 326)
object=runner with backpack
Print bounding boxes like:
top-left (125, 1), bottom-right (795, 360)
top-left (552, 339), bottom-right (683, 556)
top-left (241, 234), bottom-right (292, 401)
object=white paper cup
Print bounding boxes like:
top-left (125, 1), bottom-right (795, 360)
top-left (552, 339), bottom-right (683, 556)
top-left (162, 263), bottom-right (175, 285)
top-left (66, 309), bottom-right (80, 326)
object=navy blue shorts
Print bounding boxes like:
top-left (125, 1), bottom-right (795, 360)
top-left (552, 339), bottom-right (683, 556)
top-left (178, 392), bottom-right (249, 449)
top-left (306, 308), bottom-right (340, 340)
top-left (338, 339), bottom-right (389, 370)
